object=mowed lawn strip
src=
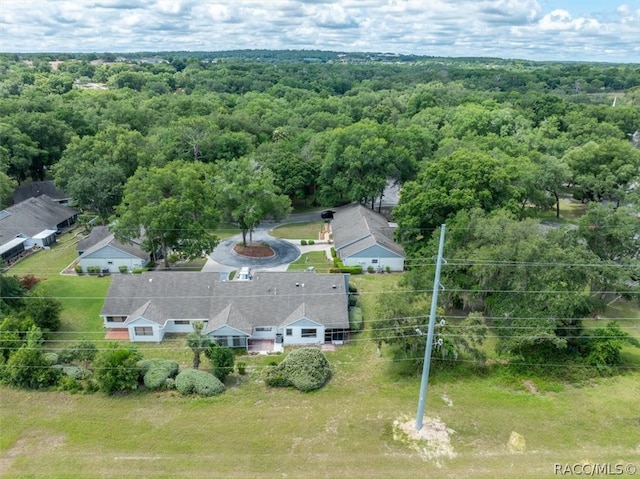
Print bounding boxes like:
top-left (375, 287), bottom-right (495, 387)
top-left (269, 221), bottom-right (324, 240)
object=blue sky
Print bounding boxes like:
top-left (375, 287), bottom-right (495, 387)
top-left (0, 1), bottom-right (638, 62)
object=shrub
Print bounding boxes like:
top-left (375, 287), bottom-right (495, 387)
top-left (330, 247), bottom-right (337, 258)
top-left (348, 283), bottom-right (358, 293)
top-left (308, 240), bottom-right (315, 245)
top-left (367, 265), bottom-right (375, 274)
top-left (24, 291), bottom-right (63, 332)
top-left (44, 352), bottom-right (59, 365)
top-left (132, 268), bottom-right (144, 274)
top-left (19, 274), bottom-right (42, 291)
top-left (93, 345), bottom-right (142, 395)
top-left (165, 377), bottom-right (176, 390)
top-left (237, 362), bottom-right (247, 375)
top-left (206, 344), bottom-right (235, 381)
top-left (300, 240), bottom-right (307, 246)
top-left (138, 358), bottom-right (179, 390)
top-left (58, 341), bottom-right (98, 367)
top-left (264, 347), bottom-right (332, 392)
top-left (138, 358), bottom-right (179, 376)
top-left (119, 265), bottom-right (128, 274)
top-left (5, 347), bottom-right (61, 389)
top-left (385, 265), bottom-right (391, 273)
top-left (175, 369), bottom-right (225, 396)
top-left (329, 266), bottom-right (362, 275)
top-left (63, 365), bottom-right (91, 380)
top-left (349, 307), bottom-right (363, 331)
top-left (348, 295), bottom-right (358, 307)
top-left (57, 375), bottom-right (83, 393)
top-left (74, 264), bottom-right (83, 274)
top-left (86, 266), bottom-right (101, 275)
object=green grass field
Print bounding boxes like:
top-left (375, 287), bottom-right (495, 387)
top-left (269, 221), bottom-right (324, 240)
top-left (287, 251), bottom-right (333, 273)
top-left (2, 226), bottom-right (640, 478)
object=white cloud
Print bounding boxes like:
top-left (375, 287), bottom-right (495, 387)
top-left (0, 0), bottom-right (637, 62)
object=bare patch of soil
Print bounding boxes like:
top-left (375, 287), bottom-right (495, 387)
top-left (523, 380), bottom-right (538, 394)
top-left (233, 243), bottom-right (275, 258)
top-left (393, 416), bottom-right (456, 464)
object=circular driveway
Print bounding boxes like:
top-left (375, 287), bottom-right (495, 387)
top-left (209, 235), bottom-right (300, 269)
top-left (205, 212), bottom-right (329, 271)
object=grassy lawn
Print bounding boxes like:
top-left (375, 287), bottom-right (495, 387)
top-left (2, 234), bottom-right (640, 478)
top-left (537, 198), bottom-right (586, 224)
top-left (287, 251), bottom-right (332, 273)
top-left (270, 221), bottom-right (325, 240)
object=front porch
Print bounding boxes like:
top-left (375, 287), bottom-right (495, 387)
top-left (105, 328), bottom-right (130, 340)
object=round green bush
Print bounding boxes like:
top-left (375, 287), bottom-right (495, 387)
top-left (63, 365), bottom-right (91, 380)
top-left (265, 348), bottom-right (332, 392)
top-left (175, 369), bottom-right (225, 397)
top-left (44, 352), bottom-right (59, 365)
top-left (138, 358), bottom-right (179, 377)
top-left (144, 367), bottom-right (171, 390)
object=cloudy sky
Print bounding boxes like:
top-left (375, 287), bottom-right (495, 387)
top-left (0, 0), bottom-right (638, 62)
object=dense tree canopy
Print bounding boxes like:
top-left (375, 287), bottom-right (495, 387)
top-left (112, 160), bottom-right (220, 267)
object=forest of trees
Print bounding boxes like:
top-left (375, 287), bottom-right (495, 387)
top-left (1, 51), bottom-right (639, 377)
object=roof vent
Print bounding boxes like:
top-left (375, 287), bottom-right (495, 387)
top-left (149, 278), bottom-right (153, 283)
top-left (295, 282), bottom-right (299, 287)
top-left (332, 284), bottom-right (336, 289)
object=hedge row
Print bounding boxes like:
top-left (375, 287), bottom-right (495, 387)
top-left (349, 307), bottom-right (363, 332)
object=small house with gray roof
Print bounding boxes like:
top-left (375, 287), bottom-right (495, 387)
top-left (76, 226), bottom-right (150, 274)
top-left (0, 195), bottom-right (77, 263)
top-left (100, 271), bottom-right (350, 350)
top-left (331, 203), bottom-right (405, 272)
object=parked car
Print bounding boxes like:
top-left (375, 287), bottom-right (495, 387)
top-left (321, 210), bottom-right (335, 219)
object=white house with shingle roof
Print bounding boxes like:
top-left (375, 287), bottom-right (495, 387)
top-left (331, 203), bottom-right (405, 272)
top-left (100, 271), bottom-right (350, 350)
top-left (76, 226), bottom-right (150, 273)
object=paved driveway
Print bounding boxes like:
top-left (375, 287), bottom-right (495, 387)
top-left (203, 212), bottom-right (328, 273)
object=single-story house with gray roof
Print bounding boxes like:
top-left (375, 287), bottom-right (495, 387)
top-left (331, 203), bottom-right (405, 272)
top-left (0, 195), bottom-right (78, 263)
top-left (100, 271), bottom-right (350, 350)
top-left (76, 226), bottom-right (150, 273)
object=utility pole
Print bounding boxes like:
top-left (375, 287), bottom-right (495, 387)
top-left (415, 224), bottom-right (446, 431)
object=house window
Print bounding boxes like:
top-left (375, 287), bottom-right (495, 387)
top-left (255, 327), bottom-right (272, 332)
top-left (371, 259), bottom-right (378, 264)
top-left (106, 316), bottom-right (126, 323)
top-left (134, 326), bottom-right (153, 336)
top-left (286, 328), bottom-right (292, 336)
top-left (107, 261), bottom-right (113, 265)
top-left (301, 328), bottom-right (316, 338)
top-left (233, 336), bottom-right (243, 348)
top-left (174, 320), bottom-right (190, 325)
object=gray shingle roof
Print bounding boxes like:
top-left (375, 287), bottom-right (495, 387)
top-left (77, 226), bottom-right (147, 260)
top-left (0, 195), bottom-right (78, 245)
top-left (101, 271), bottom-right (350, 332)
top-left (331, 203), bottom-right (404, 257)
top-left (13, 181), bottom-right (70, 204)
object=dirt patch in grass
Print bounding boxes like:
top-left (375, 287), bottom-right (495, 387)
top-left (0, 432), bottom-right (66, 476)
top-left (233, 243), bottom-right (275, 258)
top-left (393, 416), bottom-right (456, 464)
